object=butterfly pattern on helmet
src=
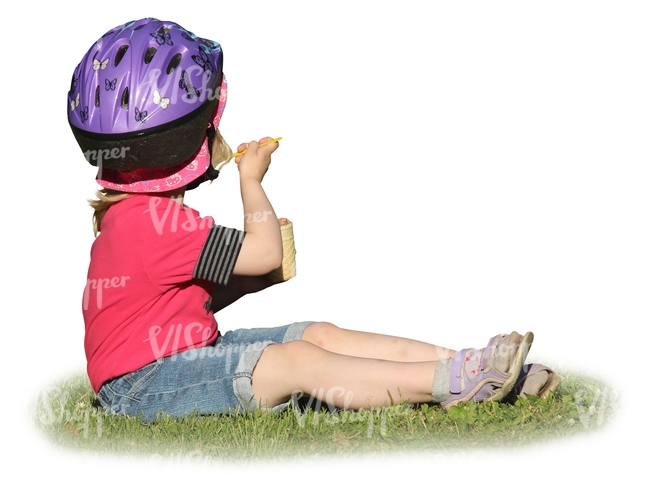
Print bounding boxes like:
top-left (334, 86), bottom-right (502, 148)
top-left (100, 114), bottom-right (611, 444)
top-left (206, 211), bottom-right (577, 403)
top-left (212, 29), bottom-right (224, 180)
top-left (153, 90), bottom-right (170, 109)
top-left (70, 93), bottom-right (80, 111)
top-left (93, 57), bottom-right (109, 71)
top-left (80, 106), bottom-right (89, 122)
top-left (105, 78), bottom-right (117, 91)
top-left (150, 26), bottom-right (173, 46)
top-left (191, 45), bottom-right (214, 76)
top-left (135, 107), bottom-right (148, 122)
top-left (179, 70), bottom-right (200, 100)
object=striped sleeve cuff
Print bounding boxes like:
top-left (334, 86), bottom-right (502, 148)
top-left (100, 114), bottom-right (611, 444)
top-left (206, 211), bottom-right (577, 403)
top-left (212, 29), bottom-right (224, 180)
top-left (193, 225), bottom-right (245, 285)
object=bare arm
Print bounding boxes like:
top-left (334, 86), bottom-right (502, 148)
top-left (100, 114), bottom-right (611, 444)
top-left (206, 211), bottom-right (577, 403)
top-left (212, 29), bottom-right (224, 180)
top-left (232, 138), bottom-right (283, 276)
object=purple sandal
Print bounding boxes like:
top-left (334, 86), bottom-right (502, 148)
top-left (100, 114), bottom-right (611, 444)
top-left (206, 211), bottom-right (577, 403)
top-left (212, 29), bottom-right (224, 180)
top-left (442, 331), bottom-right (534, 410)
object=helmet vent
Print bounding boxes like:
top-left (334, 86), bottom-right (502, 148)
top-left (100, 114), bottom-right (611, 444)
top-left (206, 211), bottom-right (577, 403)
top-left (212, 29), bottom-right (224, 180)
top-left (95, 85), bottom-right (100, 107)
top-left (114, 45), bottom-right (129, 67)
top-left (166, 53), bottom-right (183, 74)
top-left (144, 46), bottom-right (157, 64)
top-left (121, 87), bottom-right (129, 109)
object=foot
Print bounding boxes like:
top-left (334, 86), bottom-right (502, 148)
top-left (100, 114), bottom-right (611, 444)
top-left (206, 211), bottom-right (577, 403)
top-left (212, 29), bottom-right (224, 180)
top-left (441, 331), bottom-right (534, 410)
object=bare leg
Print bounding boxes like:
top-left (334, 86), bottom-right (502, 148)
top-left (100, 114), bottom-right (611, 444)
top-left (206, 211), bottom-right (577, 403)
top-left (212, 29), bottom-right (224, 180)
top-left (251, 340), bottom-right (437, 409)
top-left (301, 322), bottom-right (456, 362)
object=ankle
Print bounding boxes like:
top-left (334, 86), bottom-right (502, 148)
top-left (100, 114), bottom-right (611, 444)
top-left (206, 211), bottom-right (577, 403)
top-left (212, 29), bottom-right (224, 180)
top-left (431, 358), bottom-right (451, 403)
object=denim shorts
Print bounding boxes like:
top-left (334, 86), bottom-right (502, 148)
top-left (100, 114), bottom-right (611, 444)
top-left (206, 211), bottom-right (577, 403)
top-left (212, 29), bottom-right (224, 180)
top-left (96, 321), bottom-right (313, 421)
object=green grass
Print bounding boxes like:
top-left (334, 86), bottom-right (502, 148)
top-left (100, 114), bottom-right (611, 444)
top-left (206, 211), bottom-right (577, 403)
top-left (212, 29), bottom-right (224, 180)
top-left (33, 370), bottom-right (618, 462)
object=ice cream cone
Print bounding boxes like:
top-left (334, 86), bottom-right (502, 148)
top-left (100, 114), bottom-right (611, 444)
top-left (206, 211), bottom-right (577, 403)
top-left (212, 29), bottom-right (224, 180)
top-left (269, 218), bottom-right (296, 282)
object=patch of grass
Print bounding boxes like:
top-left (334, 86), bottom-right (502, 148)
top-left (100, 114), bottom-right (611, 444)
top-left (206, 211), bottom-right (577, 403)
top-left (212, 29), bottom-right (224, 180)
top-left (33, 370), bottom-right (619, 462)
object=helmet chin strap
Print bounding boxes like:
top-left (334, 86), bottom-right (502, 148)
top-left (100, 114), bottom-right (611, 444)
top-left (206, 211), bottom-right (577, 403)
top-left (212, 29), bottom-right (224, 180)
top-left (186, 76), bottom-right (227, 190)
top-left (185, 125), bottom-right (219, 191)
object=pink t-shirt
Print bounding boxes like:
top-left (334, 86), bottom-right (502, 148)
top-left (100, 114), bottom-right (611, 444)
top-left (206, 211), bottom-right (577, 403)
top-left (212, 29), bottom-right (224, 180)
top-left (82, 194), bottom-right (245, 392)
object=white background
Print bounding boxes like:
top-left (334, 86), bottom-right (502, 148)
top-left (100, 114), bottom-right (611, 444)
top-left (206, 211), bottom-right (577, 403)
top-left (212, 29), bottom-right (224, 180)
top-left (3, 1), bottom-right (648, 489)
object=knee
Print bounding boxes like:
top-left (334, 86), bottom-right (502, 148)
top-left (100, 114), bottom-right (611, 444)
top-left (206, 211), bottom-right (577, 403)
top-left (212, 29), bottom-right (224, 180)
top-left (301, 322), bottom-right (345, 348)
top-left (261, 339), bottom-right (320, 368)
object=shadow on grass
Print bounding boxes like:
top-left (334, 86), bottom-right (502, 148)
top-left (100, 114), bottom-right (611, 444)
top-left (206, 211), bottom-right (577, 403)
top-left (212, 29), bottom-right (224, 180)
top-left (33, 370), bottom-right (619, 462)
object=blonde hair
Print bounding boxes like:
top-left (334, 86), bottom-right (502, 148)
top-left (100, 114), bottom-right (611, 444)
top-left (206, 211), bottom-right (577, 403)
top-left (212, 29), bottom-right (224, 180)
top-left (88, 189), bottom-right (132, 237)
top-left (211, 128), bottom-right (233, 173)
top-left (89, 129), bottom-right (233, 236)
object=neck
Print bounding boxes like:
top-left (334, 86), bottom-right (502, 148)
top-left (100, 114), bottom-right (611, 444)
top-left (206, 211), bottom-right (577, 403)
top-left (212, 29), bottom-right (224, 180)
top-left (154, 186), bottom-right (186, 205)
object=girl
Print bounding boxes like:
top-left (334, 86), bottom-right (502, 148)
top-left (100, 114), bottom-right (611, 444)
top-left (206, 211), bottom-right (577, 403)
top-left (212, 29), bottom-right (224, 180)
top-left (69, 18), bottom-right (559, 422)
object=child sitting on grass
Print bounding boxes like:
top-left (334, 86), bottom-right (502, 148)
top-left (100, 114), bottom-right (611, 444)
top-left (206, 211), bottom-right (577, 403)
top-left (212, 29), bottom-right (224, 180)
top-left (69, 18), bottom-right (560, 422)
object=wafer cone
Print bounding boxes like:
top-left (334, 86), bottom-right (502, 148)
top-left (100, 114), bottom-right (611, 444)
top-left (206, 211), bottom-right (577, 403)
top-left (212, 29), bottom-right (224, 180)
top-left (269, 218), bottom-right (297, 282)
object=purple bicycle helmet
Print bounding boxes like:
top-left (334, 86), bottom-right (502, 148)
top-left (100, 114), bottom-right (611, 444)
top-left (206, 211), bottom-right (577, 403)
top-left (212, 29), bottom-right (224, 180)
top-left (68, 18), bottom-right (224, 174)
